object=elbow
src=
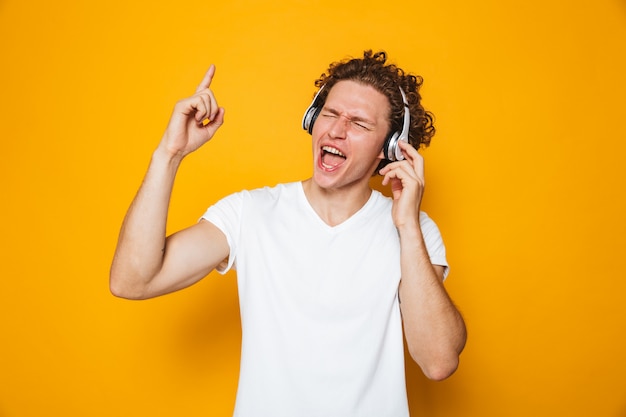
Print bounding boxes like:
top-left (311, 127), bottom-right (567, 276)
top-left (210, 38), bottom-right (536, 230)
top-left (416, 325), bottom-right (467, 381)
top-left (421, 356), bottom-right (460, 381)
top-left (109, 275), bottom-right (133, 299)
top-left (109, 279), bottom-right (130, 299)
top-left (110, 282), bottom-right (147, 300)
top-left (408, 347), bottom-right (462, 381)
top-left (109, 269), bottom-right (149, 300)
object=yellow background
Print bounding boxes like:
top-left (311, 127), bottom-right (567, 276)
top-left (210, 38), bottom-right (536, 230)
top-left (1, 0), bottom-right (625, 416)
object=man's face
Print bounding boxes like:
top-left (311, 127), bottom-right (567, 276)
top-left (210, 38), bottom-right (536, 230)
top-left (311, 80), bottom-right (391, 191)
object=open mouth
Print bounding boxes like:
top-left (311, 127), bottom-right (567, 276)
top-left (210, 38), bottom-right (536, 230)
top-left (321, 146), bottom-right (346, 169)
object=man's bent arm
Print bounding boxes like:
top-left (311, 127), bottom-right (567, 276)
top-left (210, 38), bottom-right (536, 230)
top-left (398, 224), bottom-right (467, 381)
top-left (379, 140), bottom-right (466, 381)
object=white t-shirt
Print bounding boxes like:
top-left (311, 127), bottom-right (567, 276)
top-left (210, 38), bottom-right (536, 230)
top-left (202, 182), bottom-right (448, 417)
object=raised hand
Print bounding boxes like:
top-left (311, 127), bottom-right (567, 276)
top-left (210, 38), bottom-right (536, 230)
top-left (379, 140), bottom-right (425, 229)
top-left (159, 65), bottom-right (226, 159)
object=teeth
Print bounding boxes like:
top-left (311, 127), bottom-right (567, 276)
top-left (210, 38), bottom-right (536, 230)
top-left (322, 146), bottom-right (346, 158)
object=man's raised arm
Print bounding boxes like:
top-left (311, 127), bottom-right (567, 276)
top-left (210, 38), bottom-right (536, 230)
top-left (110, 66), bottom-right (228, 300)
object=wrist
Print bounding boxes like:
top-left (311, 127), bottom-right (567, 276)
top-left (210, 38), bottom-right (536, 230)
top-left (397, 222), bottom-right (422, 240)
top-left (395, 211), bottom-right (421, 235)
top-left (152, 143), bottom-right (185, 168)
top-left (148, 147), bottom-right (185, 181)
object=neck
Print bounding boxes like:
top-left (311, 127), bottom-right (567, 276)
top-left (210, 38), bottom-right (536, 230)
top-left (302, 179), bottom-right (372, 227)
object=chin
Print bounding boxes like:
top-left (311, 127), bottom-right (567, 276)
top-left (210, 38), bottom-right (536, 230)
top-left (311, 171), bottom-right (336, 189)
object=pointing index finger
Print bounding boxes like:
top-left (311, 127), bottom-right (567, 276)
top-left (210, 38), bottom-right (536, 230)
top-left (196, 64), bottom-right (216, 92)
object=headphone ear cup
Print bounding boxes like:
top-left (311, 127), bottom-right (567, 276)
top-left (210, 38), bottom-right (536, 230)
top-left (302, 106), bottom-right (313, 132)
top-left (302, 86), bottom-right (325, 134)
top-left (303, 106), bottom-right (321, 134)
top-left (384, 132), bottom-right (400, 161)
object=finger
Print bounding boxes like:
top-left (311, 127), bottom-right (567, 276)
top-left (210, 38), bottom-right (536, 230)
top-left (188, 96), bottom-right (217, 128)
top-left (203, 107), bottom-right (226, 135)
top-left (176, 95), bottom-right (206, 119)
top-left (397, 140), bottom-right (420, 162)
top-left (412, 152), bottom-right (425, 180)
top-left (207, 89), bottom-right (219, 121)
top-left (380, 162), bottom-right (414, 186)
top-left (196, 64), bottom-right (216, 93)
top-left (194, 88), bottom-right (220, 123)
top-left (194, 90), bottom-right (212, 124)
top-left (379, 159), bottom-right (417, 180)
top-left (398, 141), bottom-right (424, 178)
top-left (187, 95), bottom-right (209, 123)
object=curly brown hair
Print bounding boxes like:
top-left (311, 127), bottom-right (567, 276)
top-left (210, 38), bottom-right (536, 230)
top-left (313, 50), bottom-right (435, 153)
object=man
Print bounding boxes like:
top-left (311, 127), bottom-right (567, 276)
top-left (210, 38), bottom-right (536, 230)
top-left (110, 50), bottom-right (466, 417)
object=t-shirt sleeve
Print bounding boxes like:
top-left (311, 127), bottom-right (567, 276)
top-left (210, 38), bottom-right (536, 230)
top-left (419, 211), bottom-right (450, 280)
top-left (200, 191), bottom-right (245, 275)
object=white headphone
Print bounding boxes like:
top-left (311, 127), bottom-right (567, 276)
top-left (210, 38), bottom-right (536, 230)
top-left (302, 85), bottom-right (410, 161)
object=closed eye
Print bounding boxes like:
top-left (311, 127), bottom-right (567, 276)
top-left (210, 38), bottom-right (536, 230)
top-left (320, 109), bottom-right (338, 119)
top-left (352, 121), bottom-right (371, 130)
top-left (321, 108), bottom-right (374, 130)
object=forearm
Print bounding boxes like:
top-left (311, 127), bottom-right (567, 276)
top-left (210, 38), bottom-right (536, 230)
top-left (109, 147), bottom-right (183, 298)
top-left (398, 224), bottom-right (467, 381)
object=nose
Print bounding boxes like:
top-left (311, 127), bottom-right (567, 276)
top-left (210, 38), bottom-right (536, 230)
top-left (328, 115), bottom-right (349, 139)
